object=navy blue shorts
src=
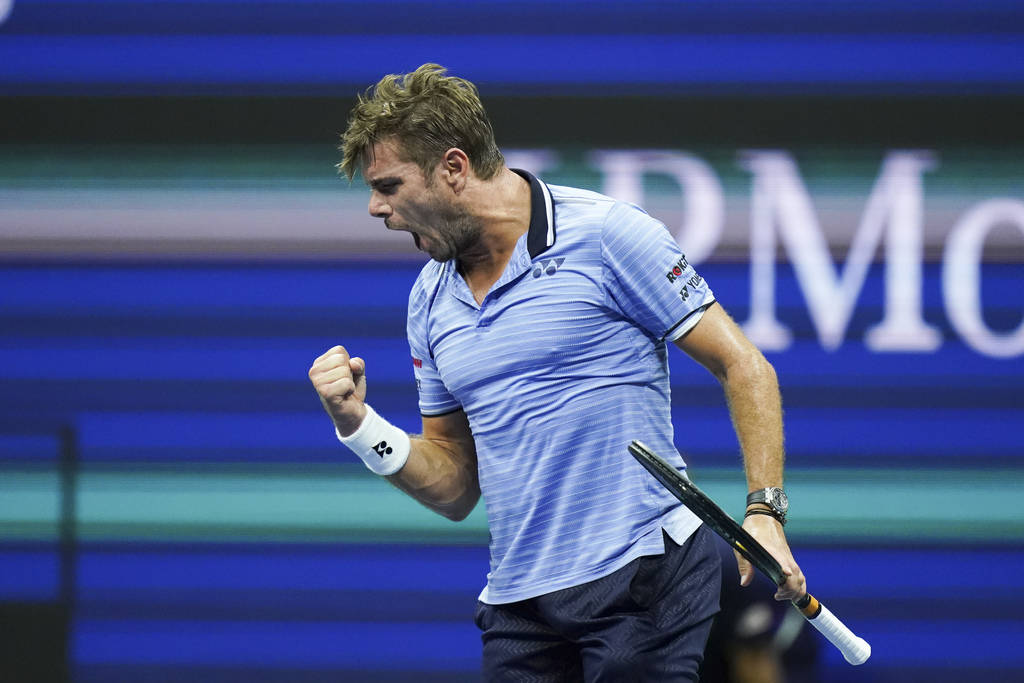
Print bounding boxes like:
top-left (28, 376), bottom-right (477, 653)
top-left (475, 525), bottom-right (722, 682)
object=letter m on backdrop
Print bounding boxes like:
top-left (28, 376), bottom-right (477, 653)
top-left (740, 151), bottom-right (942, 352)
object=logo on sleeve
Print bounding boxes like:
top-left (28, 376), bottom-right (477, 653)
top-left (412, 357), bottom-right (423, 368)
top-left (372, 440), bottom-right (393, 457)
top-left (665, 255), bottom-right (690, 283)
top-left (679, 273), bottom-right (703, 301)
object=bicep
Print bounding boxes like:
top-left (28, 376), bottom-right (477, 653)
top-left (387, 409), bottom-right (479, 521)
top-left (421, 409), bottom-right (477, 466)
top-left (673, 302), bottom-right (762, 380)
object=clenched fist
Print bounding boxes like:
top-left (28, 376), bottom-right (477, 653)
top-left (309, 345), bottom-right (368, 436)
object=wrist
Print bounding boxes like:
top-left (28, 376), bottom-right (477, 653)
top-left (335, 403), bottom-right (410, 475)
top-left (746, 486), bottom-right (788, 523)
top-left (744, 507), bottom-right (786, 526)
top-left (333, 404), bottom-right (368, 438)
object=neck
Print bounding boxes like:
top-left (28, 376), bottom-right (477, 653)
top-left (456, 167), bottom-right (532, 280)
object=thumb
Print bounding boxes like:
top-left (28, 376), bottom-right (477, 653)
top-left (350, 357), bottom-right (367, 392)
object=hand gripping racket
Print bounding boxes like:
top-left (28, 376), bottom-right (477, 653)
top-left (628, 440), bottom-right (871, 666)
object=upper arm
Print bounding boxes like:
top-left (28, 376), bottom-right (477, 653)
top-left (421, 409), bottom-right (477, 469)
top-left (389, 408), bottom-right (479, 521)
top-left (673, 303), bottom-right (767, 381)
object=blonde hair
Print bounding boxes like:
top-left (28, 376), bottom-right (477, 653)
top-left (338, 63), bottom-right (504, 182)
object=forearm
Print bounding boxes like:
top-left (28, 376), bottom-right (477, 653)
top-left (309, 346), bottom-right (480, 522)
top-left (673, 305), bottom-right (785, 492)
top-left (675, 306), bottom-right (804, 597)
top-left (720, 352), bottom-right (785, 492)
top-left (386, 435), bottom-right (480, 521)
top-left (724, 352), bottom-right (806, 597)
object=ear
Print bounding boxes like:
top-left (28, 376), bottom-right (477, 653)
top-left (440, 148), bottom-right (470, 193)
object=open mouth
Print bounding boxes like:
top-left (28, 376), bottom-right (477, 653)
top-left (412, 233), bottom-right (422, 250)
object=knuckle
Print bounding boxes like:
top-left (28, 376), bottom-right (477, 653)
top-left (333, 378), bottom-right (355, 396)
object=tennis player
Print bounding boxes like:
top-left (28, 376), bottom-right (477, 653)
top-left (309, 63), bottom-right (805, 681)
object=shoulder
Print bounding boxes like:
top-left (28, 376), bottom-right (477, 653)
top-left (602, 198), bottom-right (671, 252)
top-left (546, 183), bottom-right (654, 243)
top-left (408, 259), bottom-right (447, 318)
top-left (547, 183), bottom-right (617, 224)
top-left (539, 183), bottom-right (667, 262)
top-left (548, 183), bottom-right (658, 229)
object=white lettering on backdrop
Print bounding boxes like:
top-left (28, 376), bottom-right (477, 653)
top-left (739, 150), bottom-right (942, 352)
top-left (558, 149), bottom-right (1021, 358)
top-left (943, 199), bottom-right (1024, 358)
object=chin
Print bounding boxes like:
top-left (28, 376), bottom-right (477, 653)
top-left (427, 250), bottom-right (453, 263)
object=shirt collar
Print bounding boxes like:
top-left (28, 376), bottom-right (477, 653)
top-left (441, 168), bottom-right (557, 300)
top-left (511, 168), bottom-right (557, 258)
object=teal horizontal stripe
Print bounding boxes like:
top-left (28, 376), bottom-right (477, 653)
top-left (1, 467), bottom-right (1021, 544)
top-left (691, 467), bottom-right (1024, 524)
top-left (3, 144), bottom-right (1023, 189)
top-left (0, 472), bottom-right (61, 522)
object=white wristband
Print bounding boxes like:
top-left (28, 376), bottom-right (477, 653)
top-left (335, 404), bottom-right (410, 475)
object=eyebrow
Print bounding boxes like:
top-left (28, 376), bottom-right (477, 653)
top-left (366, 176), bottom-right (402, 190)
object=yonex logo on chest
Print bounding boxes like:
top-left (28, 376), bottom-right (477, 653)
top-left (532, 258), bottom-right (565, 278)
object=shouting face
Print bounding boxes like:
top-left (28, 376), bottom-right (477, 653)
top-left (362, 139), bottom-right (482, 263)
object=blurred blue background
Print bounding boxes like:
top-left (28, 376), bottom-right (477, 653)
top-left (2, 1), bottom-right (1023, 681)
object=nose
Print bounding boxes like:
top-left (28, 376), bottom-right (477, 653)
top-left (368, 192), bottom-right (392, 219)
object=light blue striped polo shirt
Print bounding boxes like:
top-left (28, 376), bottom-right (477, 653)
top-left (407, 170), bottom-right (716, 604)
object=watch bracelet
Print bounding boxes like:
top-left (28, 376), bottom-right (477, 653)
top-left (743, 507), bottom-right (787, 526)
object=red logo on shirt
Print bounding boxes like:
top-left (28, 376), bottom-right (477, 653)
top-left (412, 357), bottom-right (423, 368)
top-left (665, 254), bottom-right (690, 283)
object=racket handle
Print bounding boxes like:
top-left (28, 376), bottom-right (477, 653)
top-left (795, 593), bottom-right (871, 665)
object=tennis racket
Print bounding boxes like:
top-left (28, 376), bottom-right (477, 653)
top-left (628, 440), bottom-right (871, 666)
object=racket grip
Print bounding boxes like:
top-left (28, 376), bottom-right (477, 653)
top-left (800, 597), bottom-right (871, 665)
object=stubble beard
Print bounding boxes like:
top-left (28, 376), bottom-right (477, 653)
top-left (426, 203), bottom-right (483, 264)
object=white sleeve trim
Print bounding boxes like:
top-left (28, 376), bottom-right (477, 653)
top-left (664, 300), bottom-right (716, 342)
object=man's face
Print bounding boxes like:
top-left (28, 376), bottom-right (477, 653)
top-left (363, 139), bottom-right (480, 262)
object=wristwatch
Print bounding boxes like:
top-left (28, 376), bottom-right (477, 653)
top-left (746, 487), bottom-right (789, 524)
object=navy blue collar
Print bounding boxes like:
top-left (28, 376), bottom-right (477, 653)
top-left (511, 168), bottom-right (556, 258)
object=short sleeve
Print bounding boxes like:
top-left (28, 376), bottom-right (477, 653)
top-left (407, 272), bottom-right (461, 416)
top-left (601, 202), bottom-right (716, 341)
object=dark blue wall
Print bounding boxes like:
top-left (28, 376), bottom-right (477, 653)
top-left (2, 260), bottom-right (1022, 681)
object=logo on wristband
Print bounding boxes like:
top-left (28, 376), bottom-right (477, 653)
top-left (372, 440), bottom-right (393, 457)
